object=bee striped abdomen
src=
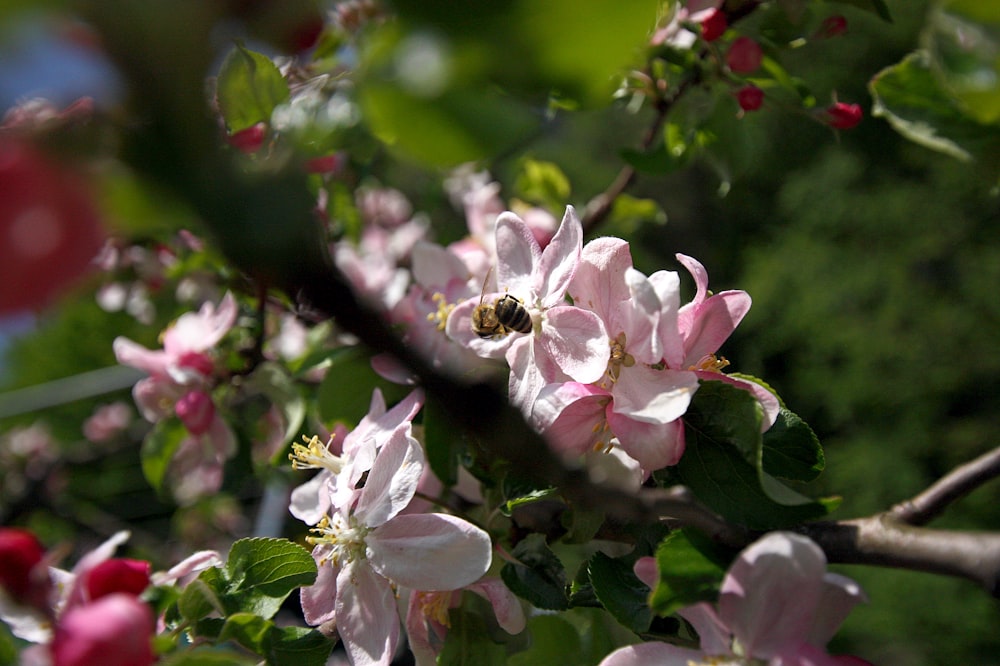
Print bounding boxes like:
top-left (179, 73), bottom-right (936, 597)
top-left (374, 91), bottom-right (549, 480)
top-left (495, 295), bottom-right (532, 334)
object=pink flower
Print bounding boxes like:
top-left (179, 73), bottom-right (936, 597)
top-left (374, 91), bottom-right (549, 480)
top-left (82, 402), bottom-right (132, 443)
top-left (50, 593), bottom-right (155, 666)
top-left (289, 388), bottom-right (424, 525)
top-left (174, 390), bottom-right (216, 436)
top-left (652, 1), bottom-right (725, 48)
top-left (534, 238), bottom-right (699, 471)
top-left (299, 429), bottom-right (492, 666)
top-left (603, 533), bottom-right (869, 666)
top-left (405, 577), bottom-right (525, 666)
top-left (447, 207), bottom-right (608, 413)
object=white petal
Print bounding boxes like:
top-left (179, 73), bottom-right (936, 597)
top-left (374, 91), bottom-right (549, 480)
top-left (336, 561), bottom-right (400, 666)
top-left (354, 430), bottom-right (425, 528)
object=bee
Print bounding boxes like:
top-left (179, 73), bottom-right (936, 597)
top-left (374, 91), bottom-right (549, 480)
top-left (471, 269), bottom-right (532, 338)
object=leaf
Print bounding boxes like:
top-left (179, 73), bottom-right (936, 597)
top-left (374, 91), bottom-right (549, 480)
top-left (157, 650), bottom-right (259, 666)
top-left (514, 158), bottom-right (572, 211)
top-left (508, 615), bottom-right (585, 666)
top-left (222, 538), bottom-right (317, 618)
top-left (269, 627), bottom-right (335, 666)
top-left (218, 613), bottom-right (274, 655)
top-left (315, 346), bottom-right (407, 427)
top-left (761, 407), bottom-right (824, 482)
top-left (870, 50), bottom-right (1000, 173)
top-left (438, 609), bottom-right (509, 666)
top-left (500, 534), bottom-right (570, 610)
top-left (140, 417), bottom-right (187, 496)
top-left (926, 1), bottom-right (1000, 125)
top-left (244, 362), bottom-right (306, 456)
top-left (216, 44), bottom-right (290, 132)
top-left (648, 530), bottom-right (725, 617)
top-left (178, 575), bottom-right (227, 622)
top-left (587, 552), bottom-right (652, 634)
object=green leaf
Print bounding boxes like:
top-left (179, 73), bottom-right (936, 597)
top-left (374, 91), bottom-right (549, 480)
top-left (140, 417), bottom-right (187, 495)
top-left (269, 627), bottom-right (335, 666)
top-left (621, 143), bottom-right (686, 175)
top-left (648, 530), bottom-right (725, 617)
top-left (157, 649), bottom-right (259, 666)
top-left (178, 575), bottom-right (227, 622)
top-left (926, 1), bottom-right (1000, 125)
top-left (315, 346), bottom-right (407, 427)
top-left (438, 608), bottom-right (509, 666)
top-left (216, 44), bottom-right (290, 132)
top-left (587, 552), bottom-right (652, 634)
top-left (424, 396), bottom-right (462, 487)
top-left (218, 613), bottom-right (274, 654)
top-left (761, 407), bottom-right (824, 482)
top-left (514, 159), bottom-right (571, 211)
top-left (244, 362), bottom-right (306, 457)
top-left (671, 381), bottom-right (829, 529)
top-left (870, 50), bottom-right (1000, 172)
top-left (501, 534), bottom-right (570, 610)
top-left (508, 615), bottom-right (585, 666)
top-left (222, 538), bottom-right (317, 618)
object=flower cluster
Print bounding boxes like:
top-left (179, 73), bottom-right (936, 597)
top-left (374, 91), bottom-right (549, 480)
top-left (442, 206), bottom-right (777, 476)
top-left (288, 389), bottom-right (518, 666)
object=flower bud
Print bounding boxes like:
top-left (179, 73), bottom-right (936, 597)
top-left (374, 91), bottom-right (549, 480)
top-left (84, 559), bottom-right (152, 601)
top-left (175, 390), bottom-right (216, 436)
top-left (700, 9), bottom-right (727, 42)
top-left (815, 15), bottom-right (848, 39)
top-left (227, 122), bottom-right (267, 153)
top-left (0, 528), bottom-right (48, 603)
top-left (735, 85), bottom-right (765, 111)
top-left (823, 102), bottom-right (863, 129)
top-left (726, 36), bottom-right (763, 74)
top-left (51, 594), bottom-right (155, 666)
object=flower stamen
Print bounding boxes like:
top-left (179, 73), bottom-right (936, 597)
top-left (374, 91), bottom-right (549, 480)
top-left (426, 292), bottom-right (455, 331)
top-left (289, 434), bottom-right (346, 473)
top-left (690, 354), bottom-right (730, 373)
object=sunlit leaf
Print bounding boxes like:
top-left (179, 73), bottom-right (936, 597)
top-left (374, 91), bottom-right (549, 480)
top-left (217, 44), bottom-right (290, 132)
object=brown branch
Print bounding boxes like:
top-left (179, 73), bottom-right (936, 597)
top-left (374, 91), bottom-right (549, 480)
top-left (889, 445), bottom-right (1000, 526)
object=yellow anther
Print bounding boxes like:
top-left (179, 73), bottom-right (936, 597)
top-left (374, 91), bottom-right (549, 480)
top-left (425, 292), bottom-right (455, 331)
top-left (690, 354), bottom-right (730, 373)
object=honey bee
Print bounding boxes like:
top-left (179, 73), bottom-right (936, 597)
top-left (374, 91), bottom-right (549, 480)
top-left (471, 269), bottom-right (532, 338)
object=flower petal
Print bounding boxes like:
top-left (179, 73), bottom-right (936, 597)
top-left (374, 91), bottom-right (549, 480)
top-left (719, 532), bottom-right (827, 658)
top-left (569, 236), bottom-right (633, 326)
top-left (679, 290), bottom-right (751, 366)
top-left (300, 548), bottom-right (339, 626)
top-left (507, 336), bottom-right (568, 417)
top-left (354, 429), bottom-right (425, 528)
top-left (612, 366), bottom-right (698, 425)
top-left (533, 382), bottom-right (611, 456)
top-left (538, 306), bottom-right (608, 384)
top-left (367, 513), bottom-right (492, 591)
top-left (807, 572), bottom-right (868, 647)
top-left (536, 206), bottom-right (583, 308)
top-left (289, 471), bottom-right (332, 526)
top-left (648, 269), bottom-right (684, 369)
top-left (336, 560), bottom-right (400, 666)
top-left (598, 642), bottom-right (707, 666)
top-left (495, 212), bottom-right (540, 296)
top-left (608, 413), bottom-right (686, 471)
top-left (113, 337), bottom-right (167, 376)
top-left (467, 578), bottom-right (526, 634)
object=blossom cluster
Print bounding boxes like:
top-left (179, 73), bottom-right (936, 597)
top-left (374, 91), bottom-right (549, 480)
top-left (287, 388), bottom-right (523, 666)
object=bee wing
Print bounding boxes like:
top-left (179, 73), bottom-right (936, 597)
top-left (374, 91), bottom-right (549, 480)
top-left (478, 265), bottom-right (495, 304)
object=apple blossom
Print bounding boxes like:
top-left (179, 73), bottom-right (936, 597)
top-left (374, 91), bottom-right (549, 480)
top-left (289, 388), bottom-right (424, 525)
top-left (603, 533), bottom-right (868, 666)
top-left (50, 593), bottom-right (155, 666)
top-left (298, 427), bottom-right (492, 666)
top-left (447, 206), bottom-right (608, 413)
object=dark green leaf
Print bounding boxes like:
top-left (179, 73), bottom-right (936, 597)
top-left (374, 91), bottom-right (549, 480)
top-left (315, 347), bottom-right (408, 427)
top-left (216, 44), bottom-right (290, 132)
top-left (218, 613), bottom-right (274, 654)
top-left (648, 531), bottom-right (724, 617)
top-left (508, 615), bottom-right (585, 666)
top-left (269, 627), bottom-right (335, 666)
top-left (927, 1), bottom-right (1000, 125)
top-left (222, 538), bottom-right (317, 618)
top-left (140, 417), bottom-right (187, 495)
top-left (178, 575), bottom-right (227, 622)
top-left (157, 649), bottom-right (258, 666)
top-left (761, 407), bottom-right (824, 482)
top-left (438, 608), bottom-right (508, 666)
top-left (587, 552), bottom-right (652, 633)
top-left (500, 534), bottom-right (570, 610)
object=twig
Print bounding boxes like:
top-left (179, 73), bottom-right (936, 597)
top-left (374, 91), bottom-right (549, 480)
top-left (889, 444), bottom-right (1000, 526)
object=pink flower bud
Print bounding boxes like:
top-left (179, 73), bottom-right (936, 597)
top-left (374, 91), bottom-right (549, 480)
top-left (823, 102), bottom-right (863, 129)
top-left (175, 350), bottom-right (216, 377)
top-left (304, 154), bottom-right (344, 174)
top-left (227, 122), bottom-right (267, 153)
top-left (51, 594), bottom-right (155, 666)
top-left (84, 559), bottom-right (152, 601)
top-left (175, 390), bottom-right (216, 436)
top-left (0, 528), bottom-right (47, 602)
top-left (735, 85), bottom-right (765, 111)
top-left (816, 15), bottom-right (848, 39)
top-left (700, 9), bottom-right (727, 42)
top-left (726, 36), bottom-right (763, 74)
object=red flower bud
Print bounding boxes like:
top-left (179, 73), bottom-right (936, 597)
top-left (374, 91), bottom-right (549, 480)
top-left (304, 154), bottom-right (344, 174)
top-left (735, 85), bottom-right (765, 111)
top-left (175, 390), bottom-right (216, 436)
top-left (51, 594), bottom-right (155, 666)
top-left (85, 559), bottom-right (152, 601)
top-left (816, 15), bottom-right (848, 39)
top-left (700, 9), bottom-right (727, 42)
top-left (227, 122), bottom-right (267, 153)
top-left (0, 528), bottom-right (47, 602)
top-left (726, 36), bottom-right (763, 74)
top-left (823, 102), bottom-right (863, 129)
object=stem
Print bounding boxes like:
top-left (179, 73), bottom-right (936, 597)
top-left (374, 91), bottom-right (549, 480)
top-left (890, 445), bottom-right (1000, 526)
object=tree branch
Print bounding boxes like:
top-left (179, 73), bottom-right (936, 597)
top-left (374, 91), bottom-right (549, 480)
top-left (889, 444), bottom-right (1000, 526)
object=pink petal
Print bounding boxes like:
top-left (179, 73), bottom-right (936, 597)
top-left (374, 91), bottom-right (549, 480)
top-left (677, 602), bottom-right (730, 655)
top-left (612, 365), bottom-right (698, 425)
top-left (336, 560), bottom-right (400, 666)
top-left (495, 212), bottom-right (541, 296)
top-left (570, 236), bottom-right (633, 325)
top-left (620, 268), bottom-right (662, 364)
top-left (679, 290), bottom-right (751, 366)
top-left (404, 591), bottom-right (439, 666)
top-left (162, 291), bottom-right (237, 354)
top-left (675, 253), bottom-right (709, 305)
top-left (598, 642), bottom-right (707, 666)
top-left (648, 270), bottom-right (685, 369)
top-left (608, 413), bottom-right (686, 471)
top-left (719, 532), bottom-right (827, 658)
top-left (354, 429), bottom-right (424, 528)
top-left (538, 306), bottom-right (608, 384)
top-left (632, 556), bottom-right (658, 589)
top-left (411, 241), bottom-right (470, 289)
top-left (113, 337), bottom-right (168, 376)
top-left (150, 550), bottom-right (222, 587)
top-left (533, 382), bottom-right (611, 456)
top-left (467, 578), bottom-right (526, 634)
top-left (807, 573), bottom-right (868, 647)
top-left (507, 336), bottom-right (569, 417)
top-left (536, 206), bottom-right (582, 308)
top-left (366, 513), bottom-right (492, 591)
top-left (300, 549), bottom-right (339, 626)
top-left (289, 471), bottom-right (332, 526)
top-left (698, 372), bottom-right (780, 431)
